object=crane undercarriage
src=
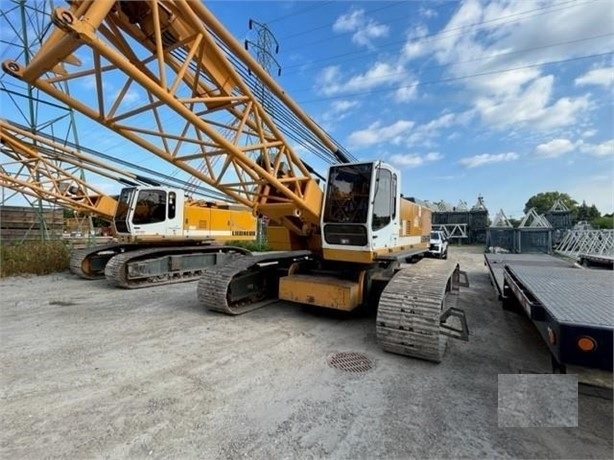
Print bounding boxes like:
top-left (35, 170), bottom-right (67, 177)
top-left (197, 252), bottom-right (469, 362)
top-left (71, 243), bottom-right (251, 288)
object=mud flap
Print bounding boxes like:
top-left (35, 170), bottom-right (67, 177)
top-left (440, 307), bottom-right (469, 341)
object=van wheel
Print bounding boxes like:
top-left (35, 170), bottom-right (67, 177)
top-left (442, 251), bottom-right (448, 260)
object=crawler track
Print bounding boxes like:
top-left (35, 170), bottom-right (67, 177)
top-left (105, 245), bottom-right (250, 288)
top-left (376, 259), bottom-right (459, 362)
top-left (70, 243), bottom-right (131, 279)
top-left (197, 250), bottom-right (312, 315)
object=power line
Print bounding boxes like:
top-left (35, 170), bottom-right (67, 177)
top-left (287, 33), bottom-right (613, 94)
top-left (282, 0), bottom-right (589, 70)
top-left (241, 18), bottom-right (353, 165)
top-left (297, 51), bottom-right (614, 105)
top-left (278, 1), bottom-right (406, 41)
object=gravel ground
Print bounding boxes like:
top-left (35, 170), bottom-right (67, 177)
top-left (498, 374), bottom-right (578, 427)
top-left (1, 246), bottom-right (612, 459)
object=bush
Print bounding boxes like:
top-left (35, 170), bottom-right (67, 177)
top-left (0, 240), bottom-right (70, 277)
top-left (591, 215), bottom-right (614, 229)
top-left (226, 240), bottom-right (271, 252)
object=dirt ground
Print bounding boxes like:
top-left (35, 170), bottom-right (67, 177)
top-left (1, 247), bottom-right (612, 459)
top-left (498, 374), bottom-right (579, 428)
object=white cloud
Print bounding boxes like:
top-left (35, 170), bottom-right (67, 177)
top-left (474, 75), bottom-right (590, 129)
top-left (121, 89), bottom-right (141, 105)
top-left (315, 61), bottom-right (410, 97)
top-left (332, 8), bottom-right (389, 48)
top-left (535, 139), bottom-right (576, 158)
top-left (575, 67), bottom-right (614, 88)
top-left (419, 7), bottom-right (438, 19)
top-left (580, 139), bottom-right (614, 157)
top-left (319, 99), bottom-right (361, 130)
top-left (333, 9), bottom-right (363, 32)
top-left (423, 113), bottom-right (456, 131)
top-left (315, 65), bottom-right (342, 95)
top-left (534, 138), bottom-right (614, 159)
top-left (469, 68), bottom-right (542, 98)
top-left (345, 62), bottom-right (401, 91)
top-left (535, 96), bottom-right (591, 129)
top-left (444, 0), bottom-right (612, 71)
top-left (354, 23), bottom-right (389, 48)
top-left (400, 0), bottom-right (611, 131)
top-left (401, 25), bottom-right (430, 61)
top-left (406, 112), bottom-right (460, 147)
top-left (347, 120), bottom-right (414, 147)
top-left (330, 100), bottom-right (359, 113)
top-left (582, 129), bottom-right (597, 138)
top-left (459, 152), bottom-right (519, 168)
top-left (390, 151), bottom-right (442, 168)
top-left (394, 79), bottom-right (419, 102)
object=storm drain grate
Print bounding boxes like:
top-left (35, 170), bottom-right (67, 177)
top-left (327, 352), bottom-right (373, 373)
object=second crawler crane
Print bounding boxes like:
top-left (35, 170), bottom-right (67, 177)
top-left (1, 119), bottom-right (257, 287)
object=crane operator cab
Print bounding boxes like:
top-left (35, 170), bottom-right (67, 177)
top-left (113, 187), bottom-right (184, 241)
top-left (279, 161), bottom-right (431, 312)
top-left (113, 186), bottom-right (257, 243)
top-left (321, 161), bottom-right (429, 264)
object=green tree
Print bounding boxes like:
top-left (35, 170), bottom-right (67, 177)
top-left (523, 192), bottom-right (577, 215)
top-left (508, 218), bottom-right (521, 228)
top-left (575, 200), bottom-right (601, 222)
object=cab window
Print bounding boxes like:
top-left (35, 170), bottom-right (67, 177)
top-left (133, 190), bottom-right (166, 225)
top-left (372, 169), bottom-right (392, 231)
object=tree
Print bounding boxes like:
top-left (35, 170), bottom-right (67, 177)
top-left (508, 218), bottom-right (521, 228)
top-left (523, 192), bottom-right (577, 215)
top-left (575, 200), bottom-right (601, 222)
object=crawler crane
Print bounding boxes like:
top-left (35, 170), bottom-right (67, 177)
top-left (1, 119), bottom-right (256, 286)
top-left (3, 1), bottom-right (468, 361)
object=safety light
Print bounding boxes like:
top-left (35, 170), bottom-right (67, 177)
top-left (577, 336), bottom-right (597, 352)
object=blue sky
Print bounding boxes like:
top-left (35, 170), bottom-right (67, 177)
top-left (1, 0), bottom-right (613, 219)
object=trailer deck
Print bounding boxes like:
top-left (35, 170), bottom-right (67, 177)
top-left (578, 253), bottom-right (614, 270)
top-left (483, 253), bottom-right (574, 299)
top-left (503, 265), bottom-right (613, 371)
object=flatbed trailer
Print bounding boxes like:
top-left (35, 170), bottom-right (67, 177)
top-left (578, 253), bottom-right (614, 270)
top-left (503, 265), bottom-right (612, 371)
top-left (484, 253), bottom-right (613, 373)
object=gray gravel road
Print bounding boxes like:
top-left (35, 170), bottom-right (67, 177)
top-left (498, 374), bottom-right (578, 427)
top-left (1, 247), bottom-right (612, 459)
